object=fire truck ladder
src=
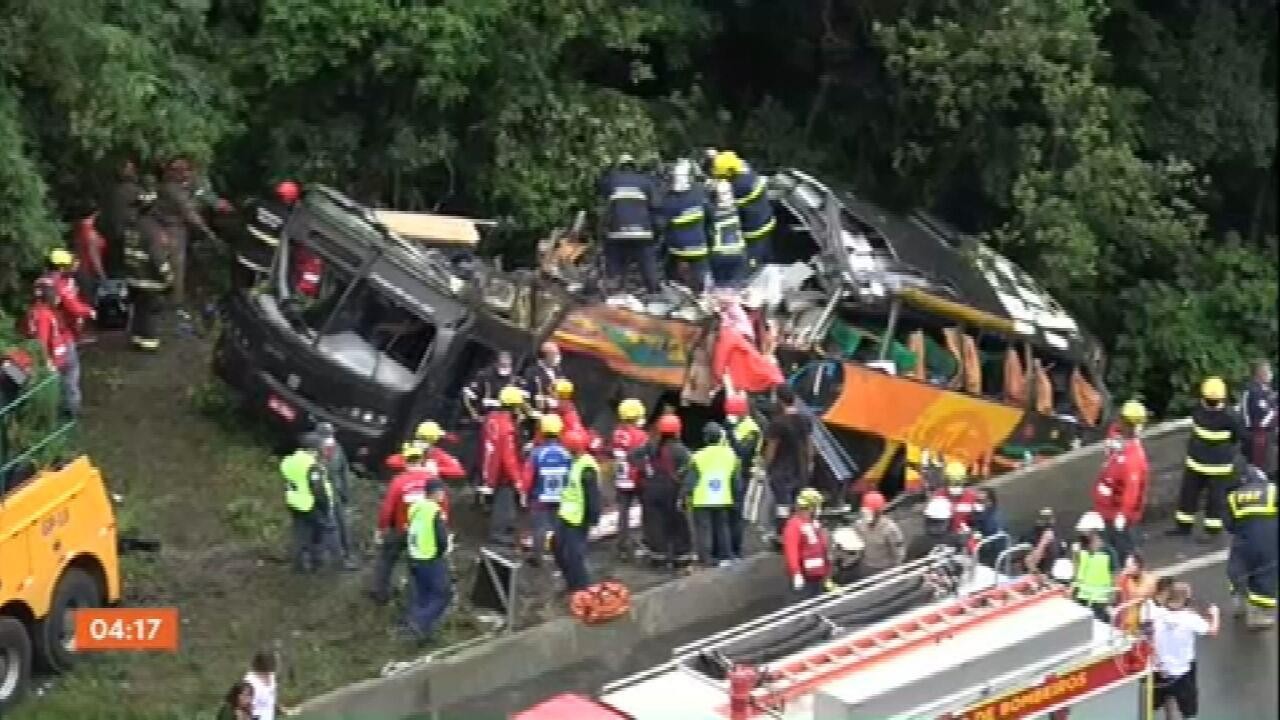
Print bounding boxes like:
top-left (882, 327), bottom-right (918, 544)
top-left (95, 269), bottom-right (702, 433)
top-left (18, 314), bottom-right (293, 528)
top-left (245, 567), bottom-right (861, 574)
top-left (749, 575), bottom-right (1066, 711)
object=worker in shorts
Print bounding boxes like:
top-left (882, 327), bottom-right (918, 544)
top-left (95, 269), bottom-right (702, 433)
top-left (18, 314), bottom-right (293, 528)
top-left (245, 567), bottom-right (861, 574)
top-left (1147, 582), bottom-right (1219, 720)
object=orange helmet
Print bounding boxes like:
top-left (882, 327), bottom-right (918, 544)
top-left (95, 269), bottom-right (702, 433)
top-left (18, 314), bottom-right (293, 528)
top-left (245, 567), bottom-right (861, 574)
top-left (563, 429), bottom-right (589, 454)
top-left (724, 394), bottom-right (748, 416)
top-left (861, 491), bottom-right (887, 513)
top-left (657, 414), bottom-right (682, 436)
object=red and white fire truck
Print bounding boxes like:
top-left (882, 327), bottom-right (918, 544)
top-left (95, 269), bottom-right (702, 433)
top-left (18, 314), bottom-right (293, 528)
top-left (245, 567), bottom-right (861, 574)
top-left (514, 550), bottom-right (1155, 720)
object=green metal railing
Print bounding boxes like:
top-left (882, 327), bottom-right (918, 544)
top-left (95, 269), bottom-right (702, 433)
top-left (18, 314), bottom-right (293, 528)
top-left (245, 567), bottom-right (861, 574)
top-left (0, 371), bottom-right (76, 478)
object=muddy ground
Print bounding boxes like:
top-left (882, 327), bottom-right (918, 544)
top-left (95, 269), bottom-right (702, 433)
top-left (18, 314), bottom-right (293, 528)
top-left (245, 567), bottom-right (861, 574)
top-left (12, 319), bottom-right (681, 720)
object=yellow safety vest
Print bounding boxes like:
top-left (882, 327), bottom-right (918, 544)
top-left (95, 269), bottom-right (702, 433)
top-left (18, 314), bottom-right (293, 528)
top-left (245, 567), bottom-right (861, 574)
top-left (1073, 549), bottom-right (1112, 605)
top-left (690, 444), bottom-right (737, 507)
top-left (281, 450), bottom-right (331, 513)
top-left (406, 498), bottom-right (443, 561)
top-left (559, 454), bottom-right (599, 527)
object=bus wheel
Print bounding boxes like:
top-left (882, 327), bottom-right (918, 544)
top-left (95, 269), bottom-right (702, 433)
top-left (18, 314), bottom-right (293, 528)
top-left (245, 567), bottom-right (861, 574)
top-left (34, 567), bottom-right (101, 673)
top-left (0, 617), bottom-right (32, 712)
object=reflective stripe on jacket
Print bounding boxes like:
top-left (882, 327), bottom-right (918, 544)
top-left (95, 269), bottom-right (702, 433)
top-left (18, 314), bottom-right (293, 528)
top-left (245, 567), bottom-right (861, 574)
top-left (729, 168), bottom-right (775, 240)
top-left (1185, 405), bottom-right (1240, 475)
top-left (599, 169), bottom-right (656, 241)
top-left (660, 187), bottom-right (710, 258)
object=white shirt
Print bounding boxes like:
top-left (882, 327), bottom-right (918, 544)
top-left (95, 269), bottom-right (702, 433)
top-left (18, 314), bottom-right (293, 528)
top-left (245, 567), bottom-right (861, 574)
top-left (245, 671), bottom-right (277, 720)
top-left (1145, 603), bottom-right (1210, 678)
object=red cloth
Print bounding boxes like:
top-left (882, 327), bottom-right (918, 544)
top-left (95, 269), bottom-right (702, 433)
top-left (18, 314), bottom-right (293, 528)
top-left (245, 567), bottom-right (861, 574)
top-left (23, 303), bottom-right (70, 370)
top-left (1092, 436), bottom-right (1149, 525)
top-left (377, 468), bottom-right (453, 532)
top-left (292, 247), bottom-right (323, 298)
top-left (384, 447), bottom-right (465, 479)
top-left (482, 410), bottom-right (522, 489)
top-left (608, 424), bottom-right (649, 492)
top-left (41, 271), bottom-right (94, 341)
top-left (712, 325), bottom-right (783, 393)
top-left (933, 487), bottom-right (983, 533)
top-left (73, 217), bottom-right (107, 277)
top-left (782, 514), bottom-right (830, 580)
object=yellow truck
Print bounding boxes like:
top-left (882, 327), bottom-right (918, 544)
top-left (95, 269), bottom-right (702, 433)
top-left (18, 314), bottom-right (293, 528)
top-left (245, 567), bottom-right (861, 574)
top-left (1, 358), bottom-right (121, 711)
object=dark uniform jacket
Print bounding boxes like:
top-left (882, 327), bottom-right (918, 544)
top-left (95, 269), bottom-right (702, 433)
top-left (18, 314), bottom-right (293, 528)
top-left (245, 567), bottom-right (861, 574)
top-left (1186, 405), bottom-right (1243, 477)
top-left (598, 169), bottom-right (657, 242)
top-left (238, 196), bottom-right (291, 274)
top-left (123, 214), bottom-right (174, 291)
top-left (1242, 380), bottom-right (1278, 432)
top-left (659, 186), bottom-right (711, 258)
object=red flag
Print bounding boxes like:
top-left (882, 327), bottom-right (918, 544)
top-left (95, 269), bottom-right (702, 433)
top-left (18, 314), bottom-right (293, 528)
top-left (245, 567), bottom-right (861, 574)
top-left (712, 326), bottom-right (783, 393)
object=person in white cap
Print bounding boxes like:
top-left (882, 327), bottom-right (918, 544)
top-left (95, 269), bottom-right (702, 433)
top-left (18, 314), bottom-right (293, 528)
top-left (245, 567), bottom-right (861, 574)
top-left (1072, 511), bottom-right (1118, 622)
top-left (906, 495), bottom-right (966, 561)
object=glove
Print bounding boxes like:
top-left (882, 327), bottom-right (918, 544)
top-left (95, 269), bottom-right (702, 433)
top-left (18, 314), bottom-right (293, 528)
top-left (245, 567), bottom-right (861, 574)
top-left (1114, 515), bottom-right (1126, 530)
top-left (792, 574), bottom-right (804, 591)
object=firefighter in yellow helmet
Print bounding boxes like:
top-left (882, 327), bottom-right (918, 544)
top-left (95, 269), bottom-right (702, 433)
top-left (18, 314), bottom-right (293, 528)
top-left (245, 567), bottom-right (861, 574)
top-left (710, 150), bottom-right (775, 266)
top-left (930, 460), bottom-right (984, 533)
top-left (1170, 377), bottom-right (1244, 540)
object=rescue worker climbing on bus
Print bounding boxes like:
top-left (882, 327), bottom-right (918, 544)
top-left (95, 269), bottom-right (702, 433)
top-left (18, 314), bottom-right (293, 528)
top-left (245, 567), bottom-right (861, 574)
top-left (932, 461), bottom-right (983, 533)
top-left (23, 278), bottom-right (80, 418)
top-left (724, 393), bottom-right (763, 562)
top-left (851, 491), bottom-right (905, 578)
top-left (1170, 377), bottom-right (1243, 541)
top-left (281, 436), bottom-right (339, 573)
top-left (1093, 400), bottom-right (1150, 562)
top-left (685, 422), bottom-right (741, 568)
top-left (598, 153), bottom-right (660, 295)
top-left (1240, 360), bottom-right (1276, 477)
top-left (1223, 464), bottom-right (1277, 629)
top-left (610, 398), bottom-right (649, 560)
top-left (709, 150), bottom-right (776, 267)
top-left (124, 185), bottom-right (175, 352)
top-left (372, 443), bottom-right (437, 604)
top-left (659, 157), bottom-right (710, 291)
top-left (630, 413), bottom-right (692, 570)
top-left (523, 414), bottom-right (573, 568)
top-left (707, 180), bottom-right (748, 289)
top-left (405, 480), bottom-right (453, 643)
top-left (483, 385), bottom-right (525, 545)
top-left (783, 488), bottom-right (831, 599)
top-left (234, 179), bottom-right (300, 289)
top-left (554, 429), bottom-right (602, 593)
top-left (1071, 511), bottom-right (1116, 623)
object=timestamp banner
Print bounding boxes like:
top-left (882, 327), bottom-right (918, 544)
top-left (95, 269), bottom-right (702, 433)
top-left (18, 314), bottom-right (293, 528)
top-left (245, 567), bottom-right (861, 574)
top-left (73, 608), bottom-right (180, 652)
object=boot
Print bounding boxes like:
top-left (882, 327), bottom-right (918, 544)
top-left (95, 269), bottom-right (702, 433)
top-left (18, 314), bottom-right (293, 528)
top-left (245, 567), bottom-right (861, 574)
top-left (1245, 604), bottom-right (1275, 629)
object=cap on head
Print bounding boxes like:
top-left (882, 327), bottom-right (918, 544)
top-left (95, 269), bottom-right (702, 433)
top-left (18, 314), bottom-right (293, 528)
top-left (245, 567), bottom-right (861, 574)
top-left (1201, 376), bottom-right (1226, 402)
top-left (1120, 400), bottom-right (1147, 425)
top-left (562, 429), bottom-right (589, 454)
top-left (657, 414), bottom-right (682, 436)
top-left (554, 378), bottom-right (574, 398)
top-left (944, 461), bottom-right (967, 486)
top-left (540, 413), bottom-right (564, 436)
top-left (416, 420), bottom-right (444, 442)
top-left (923, 496), bottom-right (953, 520)
top-left (1075, 511), bottom-right (1105, 532)
top-left (702, 421), bottom-right (725, 444)
top-left (618, 398), bottom-right (645, 421)
top-left (499, 385), bottom-right (524, 407)
top-left (275, 180), bottom-right (301, 205)
top-left (48, 249), bottom-right (75, 267)
top-left (724, 394), bottom-right (748, 417)
top-left (861, 491), bottom-right (886, 513)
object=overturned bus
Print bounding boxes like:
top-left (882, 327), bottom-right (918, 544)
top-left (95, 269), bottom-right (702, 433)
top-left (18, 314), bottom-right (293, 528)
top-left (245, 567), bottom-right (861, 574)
top-left (214, 169), bottom-right (1110, 492)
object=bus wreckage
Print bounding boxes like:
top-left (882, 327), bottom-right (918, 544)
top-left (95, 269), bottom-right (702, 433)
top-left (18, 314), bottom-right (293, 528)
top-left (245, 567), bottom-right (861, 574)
top-left (214, 167), bottom-right (1111, 497)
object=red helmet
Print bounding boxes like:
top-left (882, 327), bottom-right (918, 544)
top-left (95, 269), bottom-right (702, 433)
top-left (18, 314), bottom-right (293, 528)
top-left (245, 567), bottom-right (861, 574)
top-left (562, 429), bottom-right (589, 454)
top-left (656, 414), bottom-right (682, 436)
top-left (861, 491), bottom-right (887, 513)
top-left (724, 394), bottom-right (748, 416)
top-left (275, 180), bottom-right (301, 205)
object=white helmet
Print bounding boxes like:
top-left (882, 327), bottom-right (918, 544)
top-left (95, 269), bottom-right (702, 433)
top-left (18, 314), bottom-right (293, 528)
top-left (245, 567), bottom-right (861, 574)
top-left (714, 179), bottom-right (735, 209)
top-left (1075, 511), bottom-right (1105, 532)
top-left (924, 496), bottom-right (953, 520)
top-left (832, 527), bottom-right (864, 554)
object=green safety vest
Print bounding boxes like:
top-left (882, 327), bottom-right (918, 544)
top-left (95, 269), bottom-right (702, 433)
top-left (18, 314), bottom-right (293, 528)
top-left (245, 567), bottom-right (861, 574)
top-left (690, 443), bottom-right (737, 507)
top-left (732, 416), bottom-right (762, 464)
top-left (1073, 549), bottom-right (1113, 605)
top-left (281, 450), bottom-right (331, 513)
top-left (406, 498), bottom-right (443, 561)
top-left (559, 454), bottom-right (599, 527)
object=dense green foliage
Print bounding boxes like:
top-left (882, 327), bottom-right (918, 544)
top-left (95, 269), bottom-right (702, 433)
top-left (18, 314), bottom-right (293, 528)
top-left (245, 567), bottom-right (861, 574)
top-left (0, 0), bottom-right (1274, 413)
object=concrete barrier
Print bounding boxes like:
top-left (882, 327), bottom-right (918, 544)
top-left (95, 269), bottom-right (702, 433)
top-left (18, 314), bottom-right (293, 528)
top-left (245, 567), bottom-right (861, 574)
top-left (297, 418), bottom-right (1192, 719)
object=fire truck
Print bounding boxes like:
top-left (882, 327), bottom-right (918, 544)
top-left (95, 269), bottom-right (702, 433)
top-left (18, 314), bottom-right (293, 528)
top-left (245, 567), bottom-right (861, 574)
top-left (514, 550), bottom-right (1155, 720)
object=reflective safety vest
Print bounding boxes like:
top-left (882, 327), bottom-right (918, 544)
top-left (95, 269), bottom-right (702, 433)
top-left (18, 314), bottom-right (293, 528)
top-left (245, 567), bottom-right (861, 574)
top-left (729, 168), bottom-right (776, 241)
top-left (711, 207), bottom-right (745, 256)
top-left (1185, 405), bottom-right (1240, 476)
top-left (406, 498), bottom-right (443, 561)
top-left (281, 450), bottom-right (331, 513)
top-left (531, 442), bottom-right (573, 503)
top-left (661, 187), bottom-right (709, 258)
top-left (690, 444), bottom-right (737, 507)
top-left (797, 520), bottom-right (830, 580)
top-left (1073, 549), bottom-right (1112, 605)
top-left (559, 454), bottom-right (599, 527)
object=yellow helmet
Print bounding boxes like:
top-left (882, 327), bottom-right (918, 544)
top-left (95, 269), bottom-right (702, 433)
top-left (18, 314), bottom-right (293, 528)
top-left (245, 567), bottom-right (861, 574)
top-left (1200, 377), bottom-right (1226, 402)
top-left (711, 150), bottom-right (744, 178)
top-left (540, 413), bottom-right (564, 436)
top-left (1119, 400), bottom-right (1147, 424)
top-left (499, 385), bottom-right (524, 407)
top-left (944, 461), bottom-right (967, 485)
top-left (416, 420), bottom-right (444, 442)
top-left (48, 248), bottom-right (74, 267)
top-left (554, 378), bottom-right (574, 398)
top-left (796, 488), bottom-right (824, 509)
top-left (402, 442), bottom-right (425, 461)
top-left (618, 398), bottom-right (645, 421)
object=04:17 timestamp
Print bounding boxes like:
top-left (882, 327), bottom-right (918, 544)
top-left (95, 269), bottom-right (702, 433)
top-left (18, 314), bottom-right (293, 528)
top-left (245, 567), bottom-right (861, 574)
top-left (74, 608), bottom-right (180, 652)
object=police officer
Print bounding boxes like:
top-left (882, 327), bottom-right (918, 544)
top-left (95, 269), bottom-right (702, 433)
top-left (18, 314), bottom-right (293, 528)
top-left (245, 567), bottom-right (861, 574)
top-left (281, 438), bottom-right (339, 573)
top-left (1171, 377), bottom-right (1243, 540)
top-left (1224, 465), bottom-right (1277, 628)
top-left (659, 158), bottom-right (710, 291)
top-left (554, 429), bottom-right (602, 593)
top-left (123, 187), bottom-right (175, 351)
top-left (724, 393), bottom-right (762, 561)
top-left (597, 153), bottom-right (660, 295)
top-left (1241, 360), bottom-right (1276, 477)
top-left (707, 180), bottom-right (748, 289)
top-left (234, 180), bottom-right (300, 290)
top-left (405, 481), bottom-right (453, 642)
top-left (710, 151), bottom-right (776, 267)
top-left (523, 414), bottom-right (573, 567)
top-left (685, 422), bottom-right (740, 568)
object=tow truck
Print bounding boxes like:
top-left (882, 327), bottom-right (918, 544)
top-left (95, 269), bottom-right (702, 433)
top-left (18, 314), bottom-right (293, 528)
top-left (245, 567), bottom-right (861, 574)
top-left (514, 549), bottom-right (1154, 720)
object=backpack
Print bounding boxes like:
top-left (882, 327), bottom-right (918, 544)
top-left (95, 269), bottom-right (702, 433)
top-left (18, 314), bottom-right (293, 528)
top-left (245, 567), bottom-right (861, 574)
top-left (569, 580), bottom-right (632, 625)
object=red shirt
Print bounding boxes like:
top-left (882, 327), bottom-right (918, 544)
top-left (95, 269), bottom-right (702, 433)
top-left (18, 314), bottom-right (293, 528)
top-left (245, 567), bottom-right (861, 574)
top-left (74, 217), bottom-right (107, 277)
top-left (384, 446), bottom-right (465, 479)
top-left (41, 271), bottom-right (94, 340)
top-left (482, 410), bottom-right (522, 489)
top-left (933, 487), bottom-right (983, 533)
top-left (23, 303), bottom-right (71, 370)
top-left (782, 514), bottom-right (830, 579)
top-left (292, 247), bottom-right (323, 298)
top-left (377, 467), bottom-right (453, 532)
top-left (1093, 435), bottom-right (1149, 525)
top-left (609, 423), bottom-right (649, 491)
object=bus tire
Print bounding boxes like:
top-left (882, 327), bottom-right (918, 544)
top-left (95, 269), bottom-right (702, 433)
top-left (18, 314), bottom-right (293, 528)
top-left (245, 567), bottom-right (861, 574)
top-left (34, 567), bottom-right (101, 673)
top-left (0, 617), bottom-right (33, 712)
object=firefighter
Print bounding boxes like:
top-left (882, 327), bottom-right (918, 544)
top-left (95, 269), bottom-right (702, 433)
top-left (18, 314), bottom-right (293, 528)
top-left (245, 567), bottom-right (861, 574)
top-left (851, 490), bottom-right (905, 577)
top-left (404, 480), bottom-right (452, 642)
top-left (1170, 377), bottom-right (1243, 540)
top-left (783, 488), bottom-right (831, 599)
top-left (659, 158), bottom-right (710, 291)
top-left (710, 151), bottom-right (776, 267)
top-left (685, 422), bottom-right (740, 568)
top-left (1224, 465), bottom-right (1277, 628)
top-left (123, 188), bottom-right (175, 352)
top-left (1071, 511), bottom-right (1116, 623)
top-left (463, 351), bottom-right (519, 421)
top-left (483, 385), bottom-right (525, 545)
top-left (281, 438), bottom-right (339, 573)
top-left (155, 157), bottom-right (218, 312)
top-left (384, 421), bottom-right (466, 483)
top-left (554, 429), bottom-right (602, 593)
top-left (523, 414), bottom-right (573, 567)
top-left (724, 393), bottom-right (762, 561)
top-left (99, 157), bottom-right (142, 276)
top-left (1241, 360), bottom-right (1276, 477)
top-left (43, 249), bottom-right (96, 343)
top-left (707, 180), bottom-right (748, 289)
top-left (597, 153), bottom-right (660, 295)
top-left (235, 180), bottom-right (300, 289)
top-left (932, 461), bottom-right (983, 533)
top-left (524, 341), bottom-right (563, 415)
top-left (1093, 400), bottom-right (1150, 562)
top-left (23, 278), bottom-right (79, 417)
top-left (371, 444), bottom-right (435, 604)
top-left (632, 413), bottom-right (692, 569)
top-left (610, 398), bottom-right (649, 559)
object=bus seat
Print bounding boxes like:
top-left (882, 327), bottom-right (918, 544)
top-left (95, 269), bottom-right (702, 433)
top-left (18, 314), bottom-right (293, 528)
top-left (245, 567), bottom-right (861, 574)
top-left (1032, 359), bottom-right (1053, 415)
top-left (1071, 367), bottom-right (1102, 427)
top-left (1003, 347), bottom-right (1026, 406)
top-left (316, 331), bottom-right (417, 392)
